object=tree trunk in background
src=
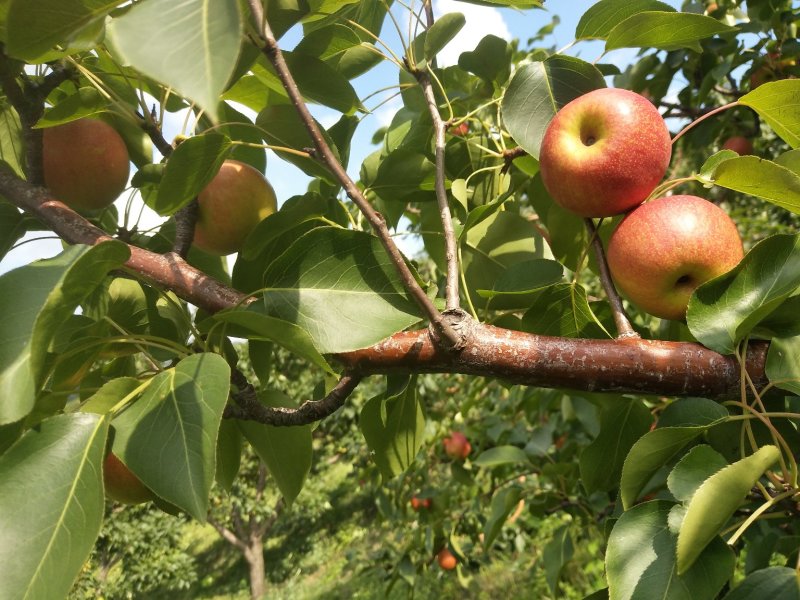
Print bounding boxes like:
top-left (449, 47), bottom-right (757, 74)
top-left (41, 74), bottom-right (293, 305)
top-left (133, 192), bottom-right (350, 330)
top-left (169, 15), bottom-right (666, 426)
top-left (244, 534), bottom-right (266, 600)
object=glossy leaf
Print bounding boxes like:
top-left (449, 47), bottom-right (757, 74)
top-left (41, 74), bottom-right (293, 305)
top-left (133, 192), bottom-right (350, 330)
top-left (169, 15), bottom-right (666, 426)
top-left (765, 335), bottom-right (800, 395)
top-left (722, 567), bottom-right (800, 600)
top-left (575, 0), bottom-right (675, 40)
top-left (667, 445), bottom-right (728, 503)
top-left (0, 412), bottom-right (108, 600)
top-left (256, 228), bottom-right (422, 353)
top-left (0, 242), bottom-right (129, 424)
top-left (620, 426), bottom-right (712, 510)
top-left (677, 445), bottom-right (780, 574)
top-left (502, 56), bottom-right (605, 159)
top-left (606, 12), bottom-right (736, 53)
top-left (687, 234), bottom-right (800, 354)
top-left (360, 378), bottom-right (425, 480)
top-left (474, 445), bottom-right (531, 468)
top-left (153, 133), bottom-right (231, 215)
top-left (6, 0), bottom-right (124, 61)
top-left (740, 80), bottom-right (800, 148)
top-left (111, 353), bottom-right (231, 521)
top-left (239, 391), bottom-right (312, 504)
top-left (483, 485), bottom-right (523, 549)
top-left (580, 398), bottom-right (652, 494)
top-left (710, 156), bottom-right (800, 214)
top-left (606, 501), bottom-right (734, 600)
top-left (107, 0), bottom-right (242, 121)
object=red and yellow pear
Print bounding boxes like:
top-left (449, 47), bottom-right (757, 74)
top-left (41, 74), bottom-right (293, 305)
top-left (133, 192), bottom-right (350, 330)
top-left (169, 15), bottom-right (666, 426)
top-left (193, 159), bottom-right (278, 255)
top-left (606, 195), bottom-right (744, 321)
top-left (43, 118), bottom-right (130, 211)
top-left (539, 88), bottom-right (672, 218)
top-left (103, 452), bottom-right (156, 505)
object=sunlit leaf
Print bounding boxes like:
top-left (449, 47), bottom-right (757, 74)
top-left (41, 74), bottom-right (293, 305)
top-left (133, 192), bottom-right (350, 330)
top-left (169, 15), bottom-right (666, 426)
top-left (606, 12), bottom-right (736, 53)
top-left (740, 80), bottom-right (800, 148)
top-left (575, 0), bottom-right (675, 40)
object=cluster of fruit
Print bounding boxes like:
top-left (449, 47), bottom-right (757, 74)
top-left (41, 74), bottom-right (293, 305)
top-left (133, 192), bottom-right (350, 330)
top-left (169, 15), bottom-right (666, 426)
top-left (539, 88), bottom-right (744, 321)
top-left (41, 118), bottom-right (277, 256)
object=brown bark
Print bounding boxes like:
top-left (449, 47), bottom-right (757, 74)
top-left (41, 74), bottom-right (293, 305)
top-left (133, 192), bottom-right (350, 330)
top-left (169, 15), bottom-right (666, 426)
top-left (243, 537), bottom-right (266, 600)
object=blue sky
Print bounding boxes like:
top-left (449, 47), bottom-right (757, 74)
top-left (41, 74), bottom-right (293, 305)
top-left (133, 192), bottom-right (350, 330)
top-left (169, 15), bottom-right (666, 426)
top-left (2, 0), bottom-right (684, 272)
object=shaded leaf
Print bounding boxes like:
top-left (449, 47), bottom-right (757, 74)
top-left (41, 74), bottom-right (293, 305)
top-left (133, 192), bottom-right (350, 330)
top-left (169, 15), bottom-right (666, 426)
top-left (606, 501), bottom-right (734, 600)
top-left (483, 485), bottom-right (523, 549)
top-left (474, 445), bottom-right (531, 468)
top-left (677, 445), bottom-right (780, 574)
top-left (521, 283), bottom-right (609, 338)
top-left (722, 567), bottom-right (800, 600)
top-left (766, 335), bottom-right (800, 395)
top-left (239, 391), bottom-right (312, 504)
top-left (423, 12), bottom-right (466, 62)
top-left (667, 445), bottom-right (728, 503)
top-left (107, 0), bottom-right (242, 121)
top-left (543, 525), bottom-right (574, 596)
top-left (112, 353), bottom-right (231, 521)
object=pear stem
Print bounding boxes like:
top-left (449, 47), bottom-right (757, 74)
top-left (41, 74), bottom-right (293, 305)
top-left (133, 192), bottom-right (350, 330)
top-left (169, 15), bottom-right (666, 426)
top-left (585, 218), bottom-right (639, 340)
top-left (671, 101), bottom-right (739, 145)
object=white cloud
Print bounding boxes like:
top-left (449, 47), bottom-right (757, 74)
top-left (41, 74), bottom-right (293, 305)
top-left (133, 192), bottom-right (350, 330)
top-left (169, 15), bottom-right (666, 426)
top-left (433, 0), bottom-right (511, 66)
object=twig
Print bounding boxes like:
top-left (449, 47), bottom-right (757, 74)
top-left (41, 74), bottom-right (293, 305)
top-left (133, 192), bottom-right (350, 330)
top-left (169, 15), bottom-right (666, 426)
top-left (584, 219), bottom-right (638, 339)
top-left (417, 71), bottom-right (460, 310)
top-left (224, 368), bottom-right (362, 426)
top-left (672, 101), bottom-right (739, 145)
top-left (501, 146), bottom-right (527, 174)
top-left (172, 201), bottom-right (199, 257)
top-left (246, 2), bottom-right (463, 350)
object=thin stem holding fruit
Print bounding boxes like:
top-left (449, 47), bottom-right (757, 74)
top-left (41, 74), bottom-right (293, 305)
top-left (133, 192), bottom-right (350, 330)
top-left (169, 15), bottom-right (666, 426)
top-left (671, 101), bottom-right (739, 145)
top-left (584, 219), bottom-right (638, 339)
top-left (246, 2), bottom-right (462, 350)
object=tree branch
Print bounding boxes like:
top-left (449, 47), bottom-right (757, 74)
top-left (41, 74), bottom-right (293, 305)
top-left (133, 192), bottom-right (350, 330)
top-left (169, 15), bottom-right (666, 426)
top-left (246, 5), bottom-right (463, 350)
top-left (208, 517), bottom-right (248, 553)
top-left (417, 70), bottom-right (460, 310)
top-left (584, 218), bottom-right (638, 339)
top-left (0, 167), bottom-right (772, 404)
top-left (224, 369), bottom-right (362, 426)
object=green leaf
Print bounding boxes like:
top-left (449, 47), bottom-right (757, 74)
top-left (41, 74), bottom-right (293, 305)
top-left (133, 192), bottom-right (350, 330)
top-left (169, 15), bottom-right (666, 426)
top-left (360, 377), bottom-right (425, 480)
top-left (697, 149), bottom-right (738, 179)
top-left (606, 501), bottom-right (735, 600)
top-left (0, 202), bottom-right (25, 260)
top-left (474, 445), bottom-right (531, 468)
top-left (0, 101), bottom-right (25, 177)
top-left (722, 567), bottom-right (800, 600)
top-left (502, 56), bottom-right (606, 159)
top-left (543, 525), bottom-right (574, 596)
top-left (153, 133), bottom-right (232, 215)
top-left (483, 485), bottom-right (523, 549)
top-left (36, 88), bottom-right (108, 128)
top-left (581, 398), bottom-right (652, 494)
top-left (0, 412), bottom-right (108, 600)
top-left (766, 335), bottom-right (800, 395)
top-left (709, 156), bottom-right (800, 214)
top-left (521, 283), bottom-right (609, 338)
top-left (6, 0), bottom-right (124, 61)
top-left (620, 427), bottom-right (713, 510)
top-left (256, 228), bottom-right (422, 353)
top-left (453, 0), bottom-right (542, 6)
top-left (740, 80), bottom-right (800, 148)
top-left (239, 390), bottom-right (312, 504)
top-left (575, 0), bottom-right (675, 40)
top-left (687, 233), bottom-right (800, 354)
top-left (667, 445), bottom-right (728, 503)
top-left (457, 34), bottom-right (511, 85)
top-left (476, 259), bottom-right (564, 305)
top-left (657, 397), bottom-right (730, 428)
top-left (111, 353), bottom-right (231, 521)
top-left (80, 377), bottom-right (142, 414)
top-left (212, 309), bottom-right (334, 375)
top-left (0, 242), bottom-right (129, 424)
top-left (423, 12), bottom-right (465, 62)
top-left (677, 445), bottom-right (780, 574)
top-left (283, 52), bottom-right (360, 113)
top-left (367, 149), bottom-right (437, 200)
top-left (606, 12), bottom-right (736, 53)
top-left (107, 0), bottom-right (242, 121)
top-left (215, 419), bottom-right (242, 493)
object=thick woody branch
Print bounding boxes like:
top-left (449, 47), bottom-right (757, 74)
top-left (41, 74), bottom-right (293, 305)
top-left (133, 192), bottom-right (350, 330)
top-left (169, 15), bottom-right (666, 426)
top-left (584, 218), bottom-right (638, 339)
top-left (338, 323), bottom-right (769, 401)
top-left (0, 167), bottom-right (772, 404)
top-left (417, 71), bottom-right (460, 310)
top-left (0, 167), bottom-right (247, 313)
top-left (248, 7), bottom-right (462, 350)
top-left (225, 369), bottom-right (362, 426)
